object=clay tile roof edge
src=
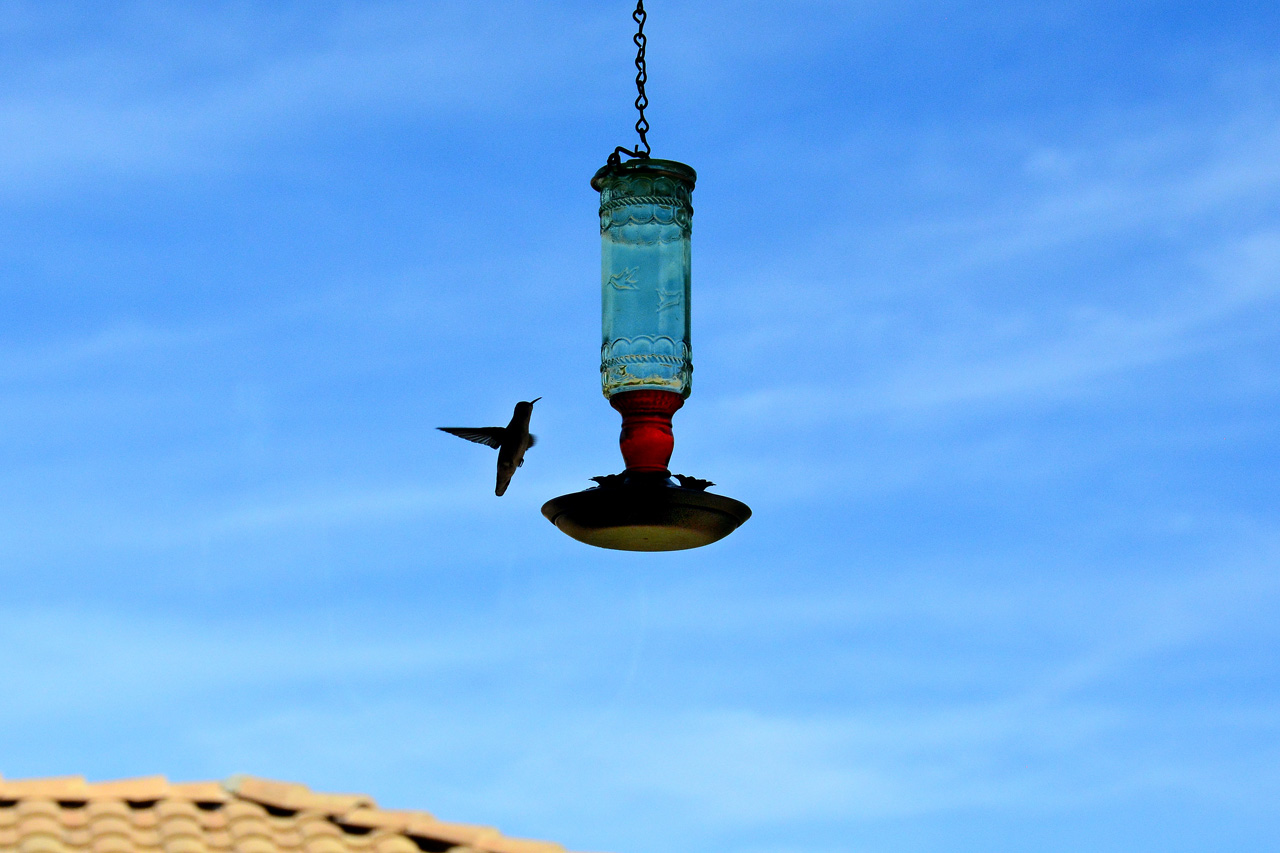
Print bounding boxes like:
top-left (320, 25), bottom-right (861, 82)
top-left (167, 782), bottom-right (230, 802)
top-left (85, 776), bottom-right (170, 800)
top-left (483, 839), bottom-right (569, 853)
top-left (337, 808), bottom-right (424, 832)
top-left (225, 775), bottom-right (375, 814)
top-left (0, 776), bottom-right (90, 799)
top-left (0, 775), bottom-right (600, 853)
top-left (403, 819), bottom-right (495, 846)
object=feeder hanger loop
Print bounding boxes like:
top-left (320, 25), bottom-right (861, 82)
top-left (607, 0), bottom-right (652, 166)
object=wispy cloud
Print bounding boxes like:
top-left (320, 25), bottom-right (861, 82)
top-left (0, 319), bottom-right (235, 381)
top-left (85, 542), bottom-right (1270, 842)
top-left (707, 112), bottom-right (1280, 430)
top-left (0, 2), bottom-right (609, 194)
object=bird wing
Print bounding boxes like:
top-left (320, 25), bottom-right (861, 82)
top-left (438, 427), bottom-right (505, 449)
top-left (527, 434), bottom-right (537, 448)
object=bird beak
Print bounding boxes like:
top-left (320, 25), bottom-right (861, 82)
top-left (529, 397), bottom-right (542, 404)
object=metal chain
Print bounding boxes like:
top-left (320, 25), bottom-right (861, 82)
top-left (607, 0), bottom-right (652, 166)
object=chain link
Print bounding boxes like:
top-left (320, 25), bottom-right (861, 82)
top-left (607, 0), bottom-right (652, 166)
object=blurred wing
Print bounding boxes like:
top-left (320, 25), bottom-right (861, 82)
top-left (527, 434), bottom-right (537, 448)
top-left (438, 427), bottom-right (505, 449)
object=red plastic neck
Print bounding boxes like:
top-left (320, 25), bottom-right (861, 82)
top-left (610, 390), bottom-right (684, 474)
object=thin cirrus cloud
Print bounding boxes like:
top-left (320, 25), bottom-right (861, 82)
top-left (701, 110), bottom-right (1280, 433)
top-left (23, 540), bottom-right (1267, 835)
top-left (0, 3), bottom-right (607, 193)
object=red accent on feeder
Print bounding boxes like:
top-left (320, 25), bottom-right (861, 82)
top-left (610, 390), bottom-right (684, 474)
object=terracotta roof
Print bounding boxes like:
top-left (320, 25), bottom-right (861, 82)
top-left (0, 775), bottom-right (590, 853)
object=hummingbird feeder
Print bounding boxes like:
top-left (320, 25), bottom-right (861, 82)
top-left (542, 0), bottom-right (751, 551)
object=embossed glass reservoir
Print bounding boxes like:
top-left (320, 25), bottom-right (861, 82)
top-left (593, 159), bottom-right (695, 399)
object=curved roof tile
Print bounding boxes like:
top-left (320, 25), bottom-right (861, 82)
top-left (0, 777), bottom-right (595, 853)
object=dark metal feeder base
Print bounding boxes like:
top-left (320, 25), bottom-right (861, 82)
top-left (542, 475), bottom-right (751, 552)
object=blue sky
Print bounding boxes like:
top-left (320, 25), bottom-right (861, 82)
top-left (1, 1), bottom-right (1278, 851)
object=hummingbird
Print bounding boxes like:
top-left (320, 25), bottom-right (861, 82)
top-left (438, 397), bottom-right (540, 496)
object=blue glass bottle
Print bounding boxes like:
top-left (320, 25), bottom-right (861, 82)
top-left (592, 159), bottom-right (696, 399)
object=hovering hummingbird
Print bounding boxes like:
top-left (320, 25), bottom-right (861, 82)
top-left (438, 397), bottom-right (540, 496)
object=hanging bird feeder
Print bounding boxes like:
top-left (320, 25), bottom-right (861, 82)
top-left (542, 1), bottom-right (751, 551)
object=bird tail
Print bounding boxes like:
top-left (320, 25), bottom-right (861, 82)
top-left (495, 471), bottom-right (511, 496)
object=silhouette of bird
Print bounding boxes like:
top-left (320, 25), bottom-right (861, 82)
top-left (438, 397), bottom-right (540, 496)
